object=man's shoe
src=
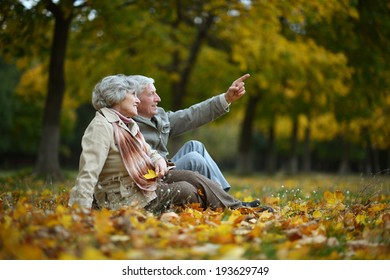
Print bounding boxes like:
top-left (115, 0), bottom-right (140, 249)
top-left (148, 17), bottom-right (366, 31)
top-left (241, 199), bottom-right (261, 208)
top-left (258, 205), bottom-right (274, 212)
top-left (241, 199), bottom-right (274, 212)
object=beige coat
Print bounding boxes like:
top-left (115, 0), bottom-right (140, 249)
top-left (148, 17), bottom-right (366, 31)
top-left (68, 108), bottom-right (161, 210)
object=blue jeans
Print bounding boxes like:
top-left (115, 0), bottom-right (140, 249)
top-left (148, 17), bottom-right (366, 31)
top-left (171, 140), bottom-right (231, 192)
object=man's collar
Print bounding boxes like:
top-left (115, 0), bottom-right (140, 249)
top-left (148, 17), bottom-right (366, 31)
top-left (133, 114), bottom-right (158, 127)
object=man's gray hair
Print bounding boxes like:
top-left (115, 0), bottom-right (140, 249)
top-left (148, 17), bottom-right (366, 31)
top-left (129, 75), bottom-right (155, 96)
top-left (92, 74), bottom-right (138, 110)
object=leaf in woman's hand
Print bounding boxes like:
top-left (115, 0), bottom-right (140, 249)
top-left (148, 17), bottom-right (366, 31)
top-left (143, 169), bottom-right (158, 179)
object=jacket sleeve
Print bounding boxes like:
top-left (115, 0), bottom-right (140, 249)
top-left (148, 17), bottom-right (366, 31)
top-left (68, 117), bottom-right (111, 209)
top-left (168, 94), bottom-right (229, 137)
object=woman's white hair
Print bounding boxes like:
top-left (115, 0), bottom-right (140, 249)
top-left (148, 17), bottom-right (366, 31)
top-left (129, 75), bottom-right (155, 97)
top-left (91, 74), bottom-right (138, 110)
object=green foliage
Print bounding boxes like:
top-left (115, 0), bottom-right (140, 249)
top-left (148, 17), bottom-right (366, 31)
top-left (0, 0), bottom-right (389, 172)
top-left (0, 59), bottom-right (21, 153)
top-left (305, 0), bottom-right (390, 148)
top-left (0, 1), bottom-right (52, 60)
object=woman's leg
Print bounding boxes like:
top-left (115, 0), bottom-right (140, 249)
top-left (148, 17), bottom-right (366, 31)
top-left (164, 169), bottom-right (241, 210)
top-left (146, 180), bottom-right (202, 214)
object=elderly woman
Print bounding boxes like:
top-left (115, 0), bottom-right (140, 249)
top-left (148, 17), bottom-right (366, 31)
top-left (68, 74), bottom-right (269, 213)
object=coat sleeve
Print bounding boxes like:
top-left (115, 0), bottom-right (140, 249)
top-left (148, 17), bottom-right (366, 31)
top-left (68, 117), bottom-right (111, 209)
top-left (146, 142), bottom-right (164, 164)
top-left (168, 94), bottom-right (229, 137)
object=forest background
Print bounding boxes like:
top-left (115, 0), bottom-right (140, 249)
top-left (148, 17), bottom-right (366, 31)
top-left (0, 0), bottom-right (390, 181)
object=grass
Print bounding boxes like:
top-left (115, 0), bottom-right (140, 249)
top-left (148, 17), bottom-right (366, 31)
top-left (226, 171), bottom-right (390, 206)
top-left (0, 169), bottom-right (389, 260)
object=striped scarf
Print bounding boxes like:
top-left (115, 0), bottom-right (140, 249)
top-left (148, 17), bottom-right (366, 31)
top-left (111, 110), bottom-right (157, 193)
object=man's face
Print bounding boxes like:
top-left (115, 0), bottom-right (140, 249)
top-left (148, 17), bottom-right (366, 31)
top-left (137, 83), bottom-right (161, 119)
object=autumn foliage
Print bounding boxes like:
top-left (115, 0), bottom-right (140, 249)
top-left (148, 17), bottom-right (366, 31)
top-left (0, 173), bottom-right (389, 260)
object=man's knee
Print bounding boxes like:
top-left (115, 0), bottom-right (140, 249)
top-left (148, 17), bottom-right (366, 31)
top-left (183, 140), bottom-right (205, 152)
top-left (184, 152), bottom-right (207, 170)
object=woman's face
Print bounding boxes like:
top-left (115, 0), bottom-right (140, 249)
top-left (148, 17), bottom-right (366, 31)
top-left (112, 91), bottom-right (140, 117)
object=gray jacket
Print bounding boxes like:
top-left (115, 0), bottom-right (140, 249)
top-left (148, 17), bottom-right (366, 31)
top-left (133, 94), bottom-right (230, 159)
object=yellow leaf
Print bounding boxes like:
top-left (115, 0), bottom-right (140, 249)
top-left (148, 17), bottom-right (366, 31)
top-left (355, 214), bottom-right (367, 225)
top-left (14, 244), bottom-right (45, 260)
top-left (60, 213), bottom-right (73, 229)
top-left (81, 246), bottom-right (107, 260)
top-left (264, 196), bottom-right (280, 205)
top-left (218, 244), bottom-right (245, 259)
top-left (227, 210), bottom-right (242, 223)
top-left (143, 169), bottom-right (157, 179)
top-left (368, 203), bottom-right (387, 216)
top-left (259, 211), bottom-right (274, 221)
top-left (94, 208), bottom-right (114, 239)
top-left (323, 190), bottom-right (334, 204)
top-left (324, 190), bottom-right (345, 210)
top-left (210, 224), bottom-right (235, 244)
top-left (334, 190), bottom-right (345, 202)
top-left (344, 212), bottom-right (355, 227)
top-left (160, 212), bottom-right (180, 224)
top-left (312, 210), bottom-right (322, 218)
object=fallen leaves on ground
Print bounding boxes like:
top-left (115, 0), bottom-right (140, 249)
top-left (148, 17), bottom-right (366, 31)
top-left (0, 173), bottom-right (389, 260)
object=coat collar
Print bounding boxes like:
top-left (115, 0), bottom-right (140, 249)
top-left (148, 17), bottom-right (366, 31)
top-left (100, 107), bottom-right (139, 136)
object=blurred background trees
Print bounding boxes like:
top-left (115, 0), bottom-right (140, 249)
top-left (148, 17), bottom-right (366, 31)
top-left (1, 0), bottom-right (389, 181)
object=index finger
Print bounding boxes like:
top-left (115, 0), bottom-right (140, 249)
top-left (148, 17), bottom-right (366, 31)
top-left (234, 73), bottom-right (251, 84)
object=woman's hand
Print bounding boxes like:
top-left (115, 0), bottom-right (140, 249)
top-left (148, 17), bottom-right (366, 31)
top-left (154, 157), bottom-right (168, 177)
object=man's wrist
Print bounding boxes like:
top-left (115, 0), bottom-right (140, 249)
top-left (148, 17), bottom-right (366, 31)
top-left (220, 93), bottom-right (231, 109)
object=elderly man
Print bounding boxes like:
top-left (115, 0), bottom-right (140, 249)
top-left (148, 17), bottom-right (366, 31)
top-left (132, 74), bottom-right (250, 193)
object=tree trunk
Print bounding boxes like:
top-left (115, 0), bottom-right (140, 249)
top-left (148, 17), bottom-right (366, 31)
top-left (236, 94), bottom-right (260, 174)
top-left (369, 145), bottom-right (380, 174)
top-left (364, 144), bottom-right (373, 174)
top-left (361, 127), bottom-right (377, 174)
top-left (387, 149), bottom-right (390, 173)
top-left (34, 3), bottom-right (73, 181)
top-left (338, 138), bottom-right (351, 175)
top-left (265, 121), bottom-right (276, 174)
top-left (171, 13), bottom-right (215, 111)
top-left (302, 118), bottom-right (311, 173)
top-left (288, 116), bottom-right (299, 174)
top-left (169, 13), bottom-right (215, 151)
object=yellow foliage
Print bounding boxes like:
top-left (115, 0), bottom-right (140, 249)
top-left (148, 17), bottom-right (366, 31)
top-left (263, 196), bottom-right (281, 206)
top-left (81, 246), bottom-right (108, 260)
top-left (1, 174), bottom-right (389, 260)
top-left (310, 113), bottom-right (339, 141)
top-left (15, 64), bottom-right (47, 99)
top-left (14, 244), bottom-right (46, 260)
top-left (0, 220), bottom-right (22, 254)
top-left (218, 244), bottom-right (245, 259)
top-left (93, 208), bottom-right (115, 240)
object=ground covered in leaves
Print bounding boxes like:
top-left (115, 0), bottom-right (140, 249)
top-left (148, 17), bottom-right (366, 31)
top-left (0, 171), bottom-right (389, 260)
